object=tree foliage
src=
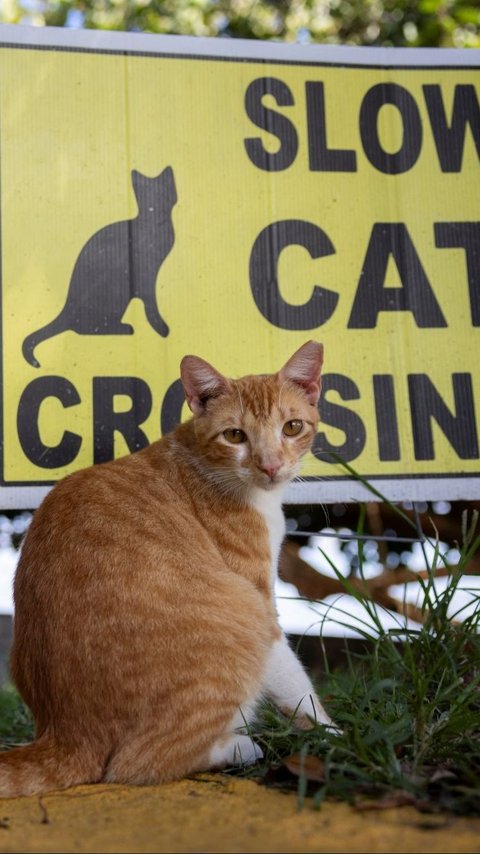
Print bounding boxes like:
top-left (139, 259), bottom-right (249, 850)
top-left (0, 0), bottom-right (479, 48)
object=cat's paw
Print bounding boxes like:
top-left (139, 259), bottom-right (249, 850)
top-left (290, 713), bottom-right (316, 731)
top-left (231, 736), bottom-right (264, 766)
top-left (208, 734), bottom-right (263, 769)
top-left (279, 695), bottom-right (339, 731)
top-left (290, 713), bottom-right (342, 735)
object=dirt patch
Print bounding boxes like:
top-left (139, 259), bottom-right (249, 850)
top-left (0, 774), bottom-right (478, 853)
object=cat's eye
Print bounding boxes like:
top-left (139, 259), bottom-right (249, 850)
top-left (283, 419), bottom-right (303, 437)
top-left (223, 428), bottom-right (247, 444)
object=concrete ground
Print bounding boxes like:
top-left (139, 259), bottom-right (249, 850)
top-left (0, 774), bottom-right (478, 854)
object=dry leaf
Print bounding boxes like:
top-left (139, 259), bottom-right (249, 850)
top-left (284, 753), bottom-right (325, 782)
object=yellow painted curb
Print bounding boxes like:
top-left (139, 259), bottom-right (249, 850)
top-left (0, 774), bottom-right (478, 853)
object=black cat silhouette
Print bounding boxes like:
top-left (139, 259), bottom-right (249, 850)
top-left (23, 166), bottom-right (177, 368)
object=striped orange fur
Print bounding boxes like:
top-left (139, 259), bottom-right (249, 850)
top-left (1, 340), bottom-right (333, 797)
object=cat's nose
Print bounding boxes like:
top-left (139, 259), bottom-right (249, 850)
top-left (258, 463), bottom-right (281, 479)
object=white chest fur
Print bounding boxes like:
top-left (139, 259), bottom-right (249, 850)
top-left (249, 487), bottom-right (286, 587)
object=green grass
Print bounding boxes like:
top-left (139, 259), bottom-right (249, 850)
top-left (0, 507), bottom-right (479, 815)
top-left (233, 508), bottom-right (480, 815)
top-left (0, 684), bottom-right (33, 749)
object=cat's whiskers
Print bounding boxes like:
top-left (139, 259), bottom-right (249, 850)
top-left (186, 457), bottom-right (252, 503)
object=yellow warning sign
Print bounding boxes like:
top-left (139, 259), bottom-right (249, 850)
top-left (1, 27), bottom-right (479, 503)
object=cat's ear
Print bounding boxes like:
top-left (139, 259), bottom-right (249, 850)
top-left (131, 169), bottom-right (145, 195)
top-left (180, 355), bottom-right (231, 415)
top-left (158, 166), bottom-right (177, 206)
top-left (278, 341), bottom-right (324, 406)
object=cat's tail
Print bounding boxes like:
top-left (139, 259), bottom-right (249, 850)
top-left (0, 737), bottom-right (104, 798)
top-left (22, 315), bottom-right (67, 368)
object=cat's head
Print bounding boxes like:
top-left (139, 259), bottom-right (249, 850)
top-left (180, 341), bottom-right (323, 494)
top-left (131, 166), bottom-right (177, 214)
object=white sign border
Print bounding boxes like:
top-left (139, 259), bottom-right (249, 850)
top-left (0, 21), bottom-right (479, 65)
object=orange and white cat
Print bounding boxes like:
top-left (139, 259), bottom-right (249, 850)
top-left (0, 340), bottom-right (333, 797)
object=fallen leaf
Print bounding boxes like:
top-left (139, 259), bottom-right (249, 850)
top-left (284, 753), bottom-right (325, 782)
